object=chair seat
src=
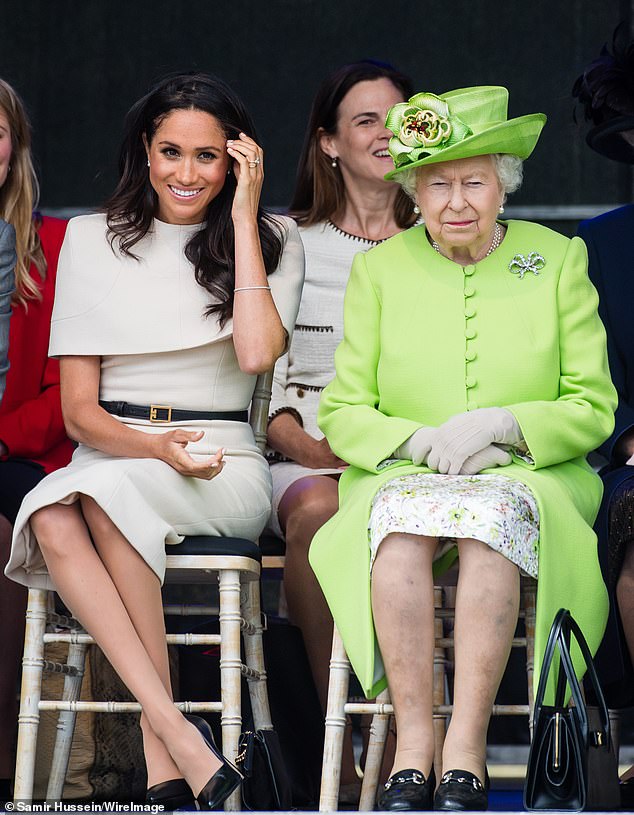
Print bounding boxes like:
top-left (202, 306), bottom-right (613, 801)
top-left (169, 535), bottom-right (262, 561)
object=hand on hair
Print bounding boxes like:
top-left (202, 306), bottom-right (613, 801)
top-left (226, 132), bottom-right (263, 223)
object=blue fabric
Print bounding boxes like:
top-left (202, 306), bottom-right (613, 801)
top-left (578, 206), bottom-right (634, 461)
top-left (0, 219), bottom-right (16, 405)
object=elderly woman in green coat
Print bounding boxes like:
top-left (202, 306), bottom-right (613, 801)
top-left (309, 86), bottom-right (616, 812)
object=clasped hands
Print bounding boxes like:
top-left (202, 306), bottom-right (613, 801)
top-left (395, 408), bottom-right (523, 475)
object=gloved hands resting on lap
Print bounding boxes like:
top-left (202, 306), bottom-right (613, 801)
top-left (394, 408), bottom-right (522, 475)
top-left (394, 426), bottom-right (436, 466)
top-left (458, 444), bottom-right (512, 475)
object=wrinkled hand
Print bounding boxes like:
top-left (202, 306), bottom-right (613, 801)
top-left (227, 133), bottom-right (264, 223)
top-left (154, 430), bottom-right (225, 480)
top-left (427, 408), bottom-right (522, 475)
top-left (304, 436), bottom-right (347, 470)
top-left (394, 427), bottom-right (437, 466)
top-left (459, 444), bottom-right (512, 475)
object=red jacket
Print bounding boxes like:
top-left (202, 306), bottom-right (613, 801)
top-left (0, 216), bottom-right (74, 473)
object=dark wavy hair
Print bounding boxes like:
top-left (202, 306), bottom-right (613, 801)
top-left (105, 72), bottom-right (283, 326)
top-left (290, 60), bottom-right (415, 228)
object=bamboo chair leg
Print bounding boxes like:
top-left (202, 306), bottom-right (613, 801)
top-left (14, 588), bottom-right (49, 803)
top-left (319, 626), bottom-right (350, 812)
top-left (433, 586), bottom-right (448, 779)
top-left (46, 640), bottom-right (89, 801)
top-left (359, 688), bottom-right (391, 811)
top-left (218, 569), bottom-right (244, 811)
top-left (522, 577), bottom-right (537, 739)
top-left (242, 579), bottom-right (273, 731)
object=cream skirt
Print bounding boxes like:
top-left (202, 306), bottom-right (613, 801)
top-left (6, 418), bottom-right (272, 590)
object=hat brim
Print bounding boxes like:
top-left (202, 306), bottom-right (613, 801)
top-left (384, 113), bottom-right (546, 179)
top-left (586, 116), bottom-right (634, 164)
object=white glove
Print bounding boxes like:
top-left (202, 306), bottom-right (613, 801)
top-left (459, 444), bottom-right (513, 475)
top-left (394, 427), bottom-right (437, 466)
top-left (426, 408), bottom-right (522, 475)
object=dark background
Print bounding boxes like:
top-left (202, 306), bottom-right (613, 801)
top-left (1, 0), bottom-right (633, 223)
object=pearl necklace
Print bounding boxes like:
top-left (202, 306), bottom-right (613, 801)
top-left (431, 222), bottom-right (503, 260)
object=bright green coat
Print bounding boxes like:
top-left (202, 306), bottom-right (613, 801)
top-left (309, 220), bottom-right (617, 700)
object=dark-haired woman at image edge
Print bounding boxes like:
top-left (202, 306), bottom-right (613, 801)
top-left (265, 59), bottom-right (416, 798)
top-left (4, 73), bottom-right (304, 810)
top-left (309, 85), bottom-right (616, 811)
top-left (573, 26), bottom-right (634, 807)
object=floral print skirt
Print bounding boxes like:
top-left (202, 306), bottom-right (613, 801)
top-left (369, 473), bottom-right (539, 578)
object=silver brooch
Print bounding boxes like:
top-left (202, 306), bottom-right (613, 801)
top-left (508, 252), bottom-right (546, 279)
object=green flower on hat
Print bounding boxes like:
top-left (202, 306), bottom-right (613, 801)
top-left (386, 92), bottom-right (472, 168)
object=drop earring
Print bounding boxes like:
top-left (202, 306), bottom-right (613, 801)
top-left (331, 157), bottom-right (338, 168)
top-left (413, 204), bottom-right (421, 215)
top-left (147, 158), bottom-right (150, 168)
top-left (498, 204), bottom-right (505, 214)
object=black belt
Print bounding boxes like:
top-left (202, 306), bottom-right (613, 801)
top-left (99, 401), bottom-right (248, 424)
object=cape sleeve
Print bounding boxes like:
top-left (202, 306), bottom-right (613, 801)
top-left (267, 216), bottom-right (305, 337)
top-left (317, 251), bottom-right (421, 472)
top-left (507, 236), bottom-right (617, 468)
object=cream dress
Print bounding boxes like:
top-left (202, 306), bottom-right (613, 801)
top-left (5, 213), bottom-right (304, 590)
top-left (268, 222), bottom-right (384, 536)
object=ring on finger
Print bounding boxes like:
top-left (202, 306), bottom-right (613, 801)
top-left (248, 157), bottom-right (261, 168)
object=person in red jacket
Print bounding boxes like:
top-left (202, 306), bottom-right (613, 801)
top-left (0, 78), bottom-right (73, 800)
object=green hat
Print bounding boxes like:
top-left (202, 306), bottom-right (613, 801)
top-left (384, 86), bottom-right (546, 179)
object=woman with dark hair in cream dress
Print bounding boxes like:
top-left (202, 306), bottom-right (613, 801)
top-left (5, 73), bottom-right (304, 810)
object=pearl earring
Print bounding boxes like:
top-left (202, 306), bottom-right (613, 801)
top-left (498, 204), bottom-right (505, 214)
top-left (147, 158), bottom-right (150, 168)
top-left (331, 157), bottom-right (338, 168)
top-left (413, 204), bottom-right (421, 215)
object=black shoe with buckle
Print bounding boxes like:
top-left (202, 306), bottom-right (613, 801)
top-left (377, 767), bottom-right (436, 811)
top-left (433, 769), bottom-right (489, 811)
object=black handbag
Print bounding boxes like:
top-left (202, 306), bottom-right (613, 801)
top-left (236, 728), bottom-right (293, 811)
top-left (524, 608), bottom-right (620, 811)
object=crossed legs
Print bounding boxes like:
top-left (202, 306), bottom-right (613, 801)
top-left (30, 498), bottom-right (220, 796)
top-left (371, 533), bottom-right (520, 780)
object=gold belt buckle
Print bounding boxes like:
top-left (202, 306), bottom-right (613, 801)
top-left (150, 404), bottom-right (172, 423)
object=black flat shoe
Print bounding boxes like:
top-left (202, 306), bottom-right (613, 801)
top-left (145, 778), bottom-right (195, 810)
top-left (186, 715), bottom-right (243, 810)
top-left (433, 769), bottom-right (488, 811)
top-left (377, 767), bottom-right (436, 811)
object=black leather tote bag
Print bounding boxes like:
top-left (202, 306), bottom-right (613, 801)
top-left (524, 608), bottom-right (619, 811)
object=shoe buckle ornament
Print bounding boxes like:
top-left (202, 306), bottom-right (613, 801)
top-left (440, 771), bottom-right (483, 792)
top-left (384, 770), bottom-right (425, 790)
